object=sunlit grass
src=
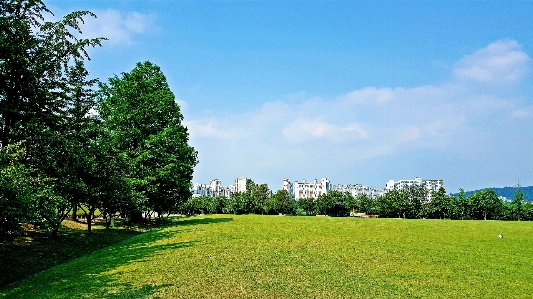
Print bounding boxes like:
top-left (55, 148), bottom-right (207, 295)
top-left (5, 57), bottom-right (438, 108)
top-left (2, 215), bottom-right (533, 298)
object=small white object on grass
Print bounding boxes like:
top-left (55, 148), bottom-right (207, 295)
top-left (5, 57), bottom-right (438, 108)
top-left (498, 234), bottom-right (503, 239)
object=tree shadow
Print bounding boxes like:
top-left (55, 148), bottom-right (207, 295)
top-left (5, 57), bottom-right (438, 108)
top-left (173, 216), bottom-right (233, 227)
top-left (1, 216), bottom-right (234, 298)
top-left (0, 228), bottom-right (141, 287)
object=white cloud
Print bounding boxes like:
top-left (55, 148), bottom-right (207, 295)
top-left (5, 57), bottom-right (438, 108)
top-left (461, 94), bottom-right (514, 117)
top-left (341, 87), bottom-right (395, 105)
top-left (183, 120), bottom-right (238, 139)
top-left (512, 110), bottom-right (530, 118)
top-left (282, 118), bottom-right (369, 143)
top-left (512, 107), bottom-right (532, 118)
top-left (398, 127), bottom-right (421, 142)
top-left (188, 39), bottom-right (533, 190)
top-left (79, 9), bottom-right (155, 46)
top-left (341, 124), bottom-right (369, 139)
top-left (283, 118), bottom-right (332, 141)
top-left (453, 40), bottom-right (530, 85)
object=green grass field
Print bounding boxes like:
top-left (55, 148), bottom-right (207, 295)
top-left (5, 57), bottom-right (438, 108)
top-left (2, 215), bottom-right (533, 298)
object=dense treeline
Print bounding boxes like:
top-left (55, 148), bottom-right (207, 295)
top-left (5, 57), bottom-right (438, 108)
top-left (183, 183), bottom-right (533, 221)
top-left (0, 1), bottom-right (197, 240)
top-left (183, 179), bottom-right (296, 216)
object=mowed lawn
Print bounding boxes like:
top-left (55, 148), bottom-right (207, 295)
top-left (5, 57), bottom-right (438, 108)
top-left (2, 215), bottom-right (533, 298)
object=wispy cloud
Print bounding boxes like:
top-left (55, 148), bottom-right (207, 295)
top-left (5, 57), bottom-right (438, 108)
top-left (512, 107), bottom-right (532, 118)
top-left (282, 118), bottom-right (368, 142)
top-left (453, 39), bottom-right (530, 85)
top-left (183, 120), bottom-right (239, 139)
top-left (341, 87), bottom-right (395, 105)
top-left (79, 9), bottom-right (156, 46)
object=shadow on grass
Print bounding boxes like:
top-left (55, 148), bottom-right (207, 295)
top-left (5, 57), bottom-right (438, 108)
top-left (1, 216), bottom-right (233, 298)
top-left (174, 216), bottom-right (234, 227)
top-left (0, 227), bottom-right (141, 287)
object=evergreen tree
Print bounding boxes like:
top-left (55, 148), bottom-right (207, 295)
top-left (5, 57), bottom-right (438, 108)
top-left (98, 62), bottom-right (198, 221)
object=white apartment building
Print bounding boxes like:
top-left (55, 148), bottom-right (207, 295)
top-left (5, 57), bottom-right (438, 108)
top-left (283, 178), bottom-right (386, 200)
top-left (282, 178), bottom-right (293, 197)
top-left (191, 183), bottom-right (209, 198)
top-left (331, 184), bottom-right (384, 199)
top-left (191, 177), bottom-right (247, 198)
top-left (385, 177), bottom-right (444, 201)
top-left (235, 177), bottom-right (247, 193)
top-left (283, 178), bottom-right (331, 200)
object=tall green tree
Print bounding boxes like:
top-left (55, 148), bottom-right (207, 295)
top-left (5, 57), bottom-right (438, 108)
top-left (355, 194), bottom-right (379, 215)
top-left (1, 0), bottom-right (104, 236)
top-left (469, 189), bottom-right (502, 220)
top-left (298, 197), bottom-right (316, 216)
top-left (98, 61), bottom-right (198, 221)
top-left (246, 180), bottom-right (271, 214)
top-left (0, 142), bottom-right (37, 239)
top-left (376, 191), bottom-right (398, 218)
top-left (428, 186), bottom-right (448, 219)
top-left (315, 191), bottom-right (353, 217)
top-left (512, 186), bottom-right (526, 221)
top-left (269, 189), bottom-right (296, 215)
top-left (0, 0), bottom-right (103, 148)
top-left (455, 188), bottom-right (471, 220)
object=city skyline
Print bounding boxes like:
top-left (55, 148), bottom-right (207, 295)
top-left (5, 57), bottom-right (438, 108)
top-left (192, 176), bottom-right (444, 204)
top-left (47, 1), bottom-right (533, 193)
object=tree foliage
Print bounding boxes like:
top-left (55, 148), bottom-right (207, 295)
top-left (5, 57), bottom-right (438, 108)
top-left (315, 191), bottom-right (354, 217)
top-left (98, 61), bottom-right (198, 221)
top-left (268, 190), bottom-right (296, 215)
top-left (0, 2), bottom-right (198, 238)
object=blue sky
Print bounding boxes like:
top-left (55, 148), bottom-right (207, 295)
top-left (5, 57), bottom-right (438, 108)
top-left (47, 1), bottom-right (533, 193)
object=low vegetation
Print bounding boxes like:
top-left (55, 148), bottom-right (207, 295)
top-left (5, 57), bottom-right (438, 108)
top-left (2, 215), bottom-right (533, 298)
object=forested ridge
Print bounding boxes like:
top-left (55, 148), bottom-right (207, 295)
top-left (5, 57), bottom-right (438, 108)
top-left (456, 186), bottom-right (533, 200)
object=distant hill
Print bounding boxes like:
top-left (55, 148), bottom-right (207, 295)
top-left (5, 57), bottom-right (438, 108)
top-left (453, 186), bottom-right (533, 200)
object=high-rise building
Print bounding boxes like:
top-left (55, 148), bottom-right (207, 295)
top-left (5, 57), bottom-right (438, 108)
top-left (284, 178), bottom-right (331, 200)
top-left (191, 177), bottom-right (248, 198)
top-left (235, 177), bottom-right (247, 193)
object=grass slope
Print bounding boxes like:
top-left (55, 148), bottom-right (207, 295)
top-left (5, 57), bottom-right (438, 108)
top-left (2, 215), bottom-right (533, 298)
top-left (0, 220), bottom-right (141, 287)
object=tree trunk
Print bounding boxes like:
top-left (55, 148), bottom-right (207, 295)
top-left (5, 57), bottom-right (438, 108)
top-left (71, 202), bottom-right (77, 221)
top-left (129, 211), bottom-right (143, 224)
top-left (51, 227), bottom-right (59, 239)
top-left (87, 208), bottom-right (94, 234)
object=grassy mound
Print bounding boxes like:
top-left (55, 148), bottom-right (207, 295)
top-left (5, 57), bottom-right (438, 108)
top-left (2, 215), bottom-right (533, 298)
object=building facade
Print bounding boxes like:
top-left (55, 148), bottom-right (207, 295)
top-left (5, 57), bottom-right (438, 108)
top-left (282, 177), bottom-right (445, 201)
top-left (191, 178), bottom-right (247, 198)
top-left (331, 184), bottom-right (384, 199)
top-left (385, 177), bottom-right (444, 201)
top-left (283, 178), bottom-right (331, 200)
top-left (283, 178), bottom-right (386, 200)
top-left (235, 177), bottom-right (247, 193)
